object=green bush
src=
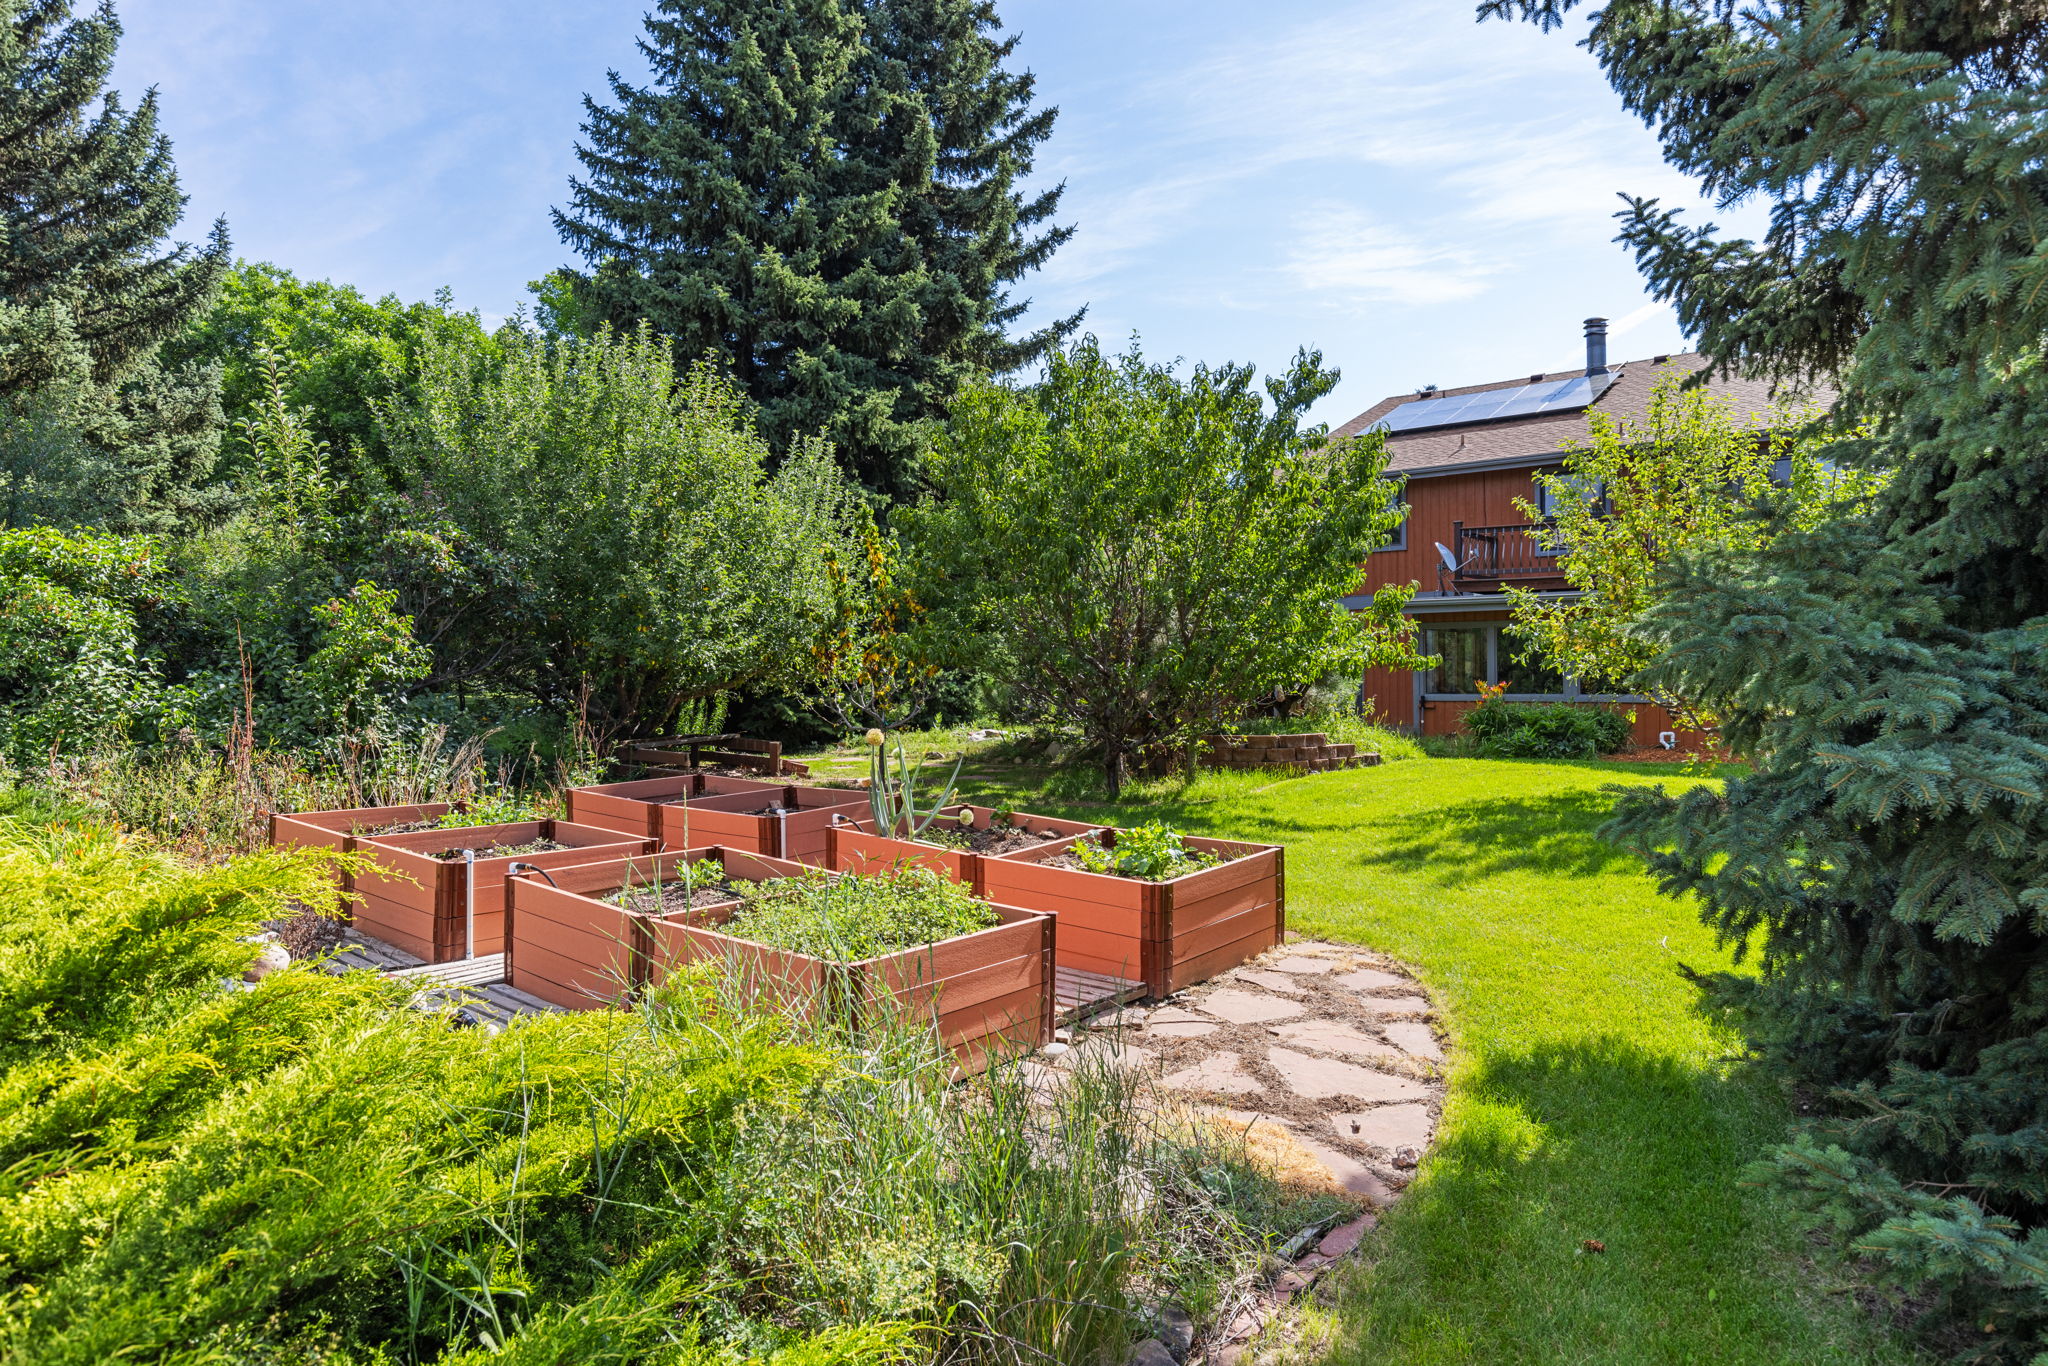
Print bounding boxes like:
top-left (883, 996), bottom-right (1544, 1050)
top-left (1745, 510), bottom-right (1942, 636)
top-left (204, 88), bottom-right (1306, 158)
top-left (1461, 700), bottom-right (1631, 759)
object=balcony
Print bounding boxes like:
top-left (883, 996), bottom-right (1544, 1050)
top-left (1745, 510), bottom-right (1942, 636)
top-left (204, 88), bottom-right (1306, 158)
top-left (1443, 521), bottom-right (1569, 590)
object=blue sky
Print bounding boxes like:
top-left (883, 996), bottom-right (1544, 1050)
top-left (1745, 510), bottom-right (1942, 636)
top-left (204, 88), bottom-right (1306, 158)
top-left (114, 0), bottom-right (1747, 428)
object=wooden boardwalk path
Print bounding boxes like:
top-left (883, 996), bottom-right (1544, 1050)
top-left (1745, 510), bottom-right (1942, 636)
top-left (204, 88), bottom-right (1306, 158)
top-left (331, 932), bottom-right (1144, 1034)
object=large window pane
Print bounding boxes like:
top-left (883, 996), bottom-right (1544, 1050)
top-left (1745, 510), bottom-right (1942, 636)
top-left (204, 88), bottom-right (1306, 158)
top-left (1425, 627), bottom-right (1487, 695)
top-left (1498, 638), bottom-right (1565, 695)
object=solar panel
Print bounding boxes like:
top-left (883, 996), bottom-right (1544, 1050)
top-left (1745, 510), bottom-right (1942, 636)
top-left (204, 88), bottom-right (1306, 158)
top-left (1375, 372), bottom-right (1615, 435)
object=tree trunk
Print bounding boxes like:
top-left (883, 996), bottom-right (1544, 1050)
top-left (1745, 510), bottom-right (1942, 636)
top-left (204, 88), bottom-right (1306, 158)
top-left (1104, 746), bottom-right (1124, 801)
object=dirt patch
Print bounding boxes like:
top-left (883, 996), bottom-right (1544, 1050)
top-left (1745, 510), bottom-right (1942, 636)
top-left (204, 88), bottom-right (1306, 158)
top-left (430, 839), bottom-right (568, 861)
top-left (262, 901), bottom-right (347, 959)
top-left (613, 880), bottom-right (741, 914)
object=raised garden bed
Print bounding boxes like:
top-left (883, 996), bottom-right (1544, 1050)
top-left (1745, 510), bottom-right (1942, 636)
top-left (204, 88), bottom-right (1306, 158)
top-left (507, 849), bottom-right (1053, 1075)
top-left (823, 804), bottom-right (1107, 885)
top-left (268, 802), bottom-right (460, 893)
top-left (505, 847), bottom-right (808, 1010)
top-left (617, 733), bottom-right (811, 778)
top-left (657, 785), bottom-right (873, 864)
top-left (352, 819), bottom-right (656, 962)
top-left (564, 772), bottom-right (782, 838)
top-left (978, 828), bottom-right (1285, 997)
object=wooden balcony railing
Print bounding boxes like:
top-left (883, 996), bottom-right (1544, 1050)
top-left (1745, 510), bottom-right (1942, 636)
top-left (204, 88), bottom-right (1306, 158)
top-left (1450, 521), bottom-right (1566, 585)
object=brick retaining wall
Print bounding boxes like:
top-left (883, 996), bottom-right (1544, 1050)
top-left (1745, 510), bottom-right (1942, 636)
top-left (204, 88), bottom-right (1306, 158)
top-left (1202, 733), bottom-right (1383, 774)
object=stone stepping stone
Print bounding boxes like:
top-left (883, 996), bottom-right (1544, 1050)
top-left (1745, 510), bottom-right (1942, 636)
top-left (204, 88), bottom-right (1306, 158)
top-left (1150, 1019), bottom-right (1220, 1039)
top-left (1356, 995), bottom-right (1431, 1017)
top-left (1335, 968), bottom-right (1412, 992)
top-left (1065, 1037), bottom-right (1153, 1071)
top-left (1161, 1051), bottom-right (1264, 1095)
top-left (1318, 1212), bottom-right (1377, 1258)
top-left (1267, 1047), bottom-right (1430, 1101)
top-left (1268, 954), bottom-right (1339, 975)
top-left (1198, 988), bottom-right (1306, 1024)
top-left (1268, 1019), bottom-right (1402, 1061)
top-left (1226, 968), bottom-right (1306, 994)
top-left (1332, 1103), bottom-right (1434, 1151)
top-left (1293, 1134), bottom-right (1395, 1202)
top-left (1382, 1021), bottom-right (1444, 1061)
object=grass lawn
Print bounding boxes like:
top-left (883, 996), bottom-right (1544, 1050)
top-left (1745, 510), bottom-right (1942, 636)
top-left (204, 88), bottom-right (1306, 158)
top-left (811, 743), bottom-right (1919, 1366)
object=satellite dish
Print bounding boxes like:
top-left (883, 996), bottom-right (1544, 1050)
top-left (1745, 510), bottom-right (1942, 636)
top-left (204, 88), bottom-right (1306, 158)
top-left (1435, 541), bottom-right (1459, 574)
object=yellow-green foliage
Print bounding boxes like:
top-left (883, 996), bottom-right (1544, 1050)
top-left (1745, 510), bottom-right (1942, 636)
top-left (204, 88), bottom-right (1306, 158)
top-left (0, 800), bottom-right (871, 1365)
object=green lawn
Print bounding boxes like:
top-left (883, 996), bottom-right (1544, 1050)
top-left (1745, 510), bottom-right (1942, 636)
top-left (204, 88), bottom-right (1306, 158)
top-left (842, 748), bottom-right (1918, 1366)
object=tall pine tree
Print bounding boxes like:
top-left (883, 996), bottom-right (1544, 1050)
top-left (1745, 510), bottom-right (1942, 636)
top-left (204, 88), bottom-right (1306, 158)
top-left (553, 0), bottom-right (1071, 495)
top-left (1486, 0), bottom-right (2048, 1354)
top-left (0, 0), bottom-right (230, 532)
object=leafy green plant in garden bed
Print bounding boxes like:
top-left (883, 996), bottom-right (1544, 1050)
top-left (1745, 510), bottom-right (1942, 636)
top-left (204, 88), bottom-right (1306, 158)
top-left (1460, 699), bottom-right (1631, 760)
top-left (1070, 822), bottom-right (1220, 881)
top-left (722, 865), bottom-right (998, 960)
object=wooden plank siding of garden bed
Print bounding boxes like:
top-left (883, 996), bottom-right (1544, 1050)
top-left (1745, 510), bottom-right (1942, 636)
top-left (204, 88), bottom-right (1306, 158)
top-left (565, 773), bottom-right (781, 838)
top-left (976, 833), bottom-right (1285, 998)
top-left (269, 802), bottom-right (458, 894)
top-left (353, 820), bottom-right (656, 963)
top-left (657, 787), bottom-right (872, 864)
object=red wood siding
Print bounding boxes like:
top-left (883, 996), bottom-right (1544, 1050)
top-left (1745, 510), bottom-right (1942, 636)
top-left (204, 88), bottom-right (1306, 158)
top-left (1364, 465), bottom-right (1570, 596)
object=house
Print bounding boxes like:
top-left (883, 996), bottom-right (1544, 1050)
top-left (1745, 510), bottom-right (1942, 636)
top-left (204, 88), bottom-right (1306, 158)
top-left (1336, 318), bottom-right (1798, 746)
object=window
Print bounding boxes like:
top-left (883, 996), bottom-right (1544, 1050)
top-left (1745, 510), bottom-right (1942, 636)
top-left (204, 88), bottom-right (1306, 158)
top-left (1376, 497), bottom-right (1408, 552)
top-left (1423, 627), bottom-right (1488, 695)
top-left (1420, 624), bottom-right (1569, 697)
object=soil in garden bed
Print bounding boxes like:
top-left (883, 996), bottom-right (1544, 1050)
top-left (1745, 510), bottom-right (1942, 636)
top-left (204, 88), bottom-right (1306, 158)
top-left (923, 823), bottom-right (1077, 857)
top-left (430, 838), bottom-right (568, 861)
top-left (263, 900), bottom-right (347, 958)
top-left (611, 879), bottom-right (743, 914)
top-left (356, 819), bottom-right (440, 837)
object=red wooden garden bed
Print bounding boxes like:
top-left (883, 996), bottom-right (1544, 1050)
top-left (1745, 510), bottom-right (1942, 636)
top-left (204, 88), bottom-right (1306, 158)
top-left (505, 847), bottom-right (810, 1010)
top-left (977, 831), bottom-right (1285, 997)
top-left (822, 804), bottom-right (1107, 885)
top-left (657, 785), bottom-right (872, 864)
top-left (352, 819), bottom-right (655, 962)
top-left (268, 802), bottom-right (459, 893)
top-left (505, 847), bottom-right (1053, 1073)
top-left (564, 772), bottom-right (782, 838)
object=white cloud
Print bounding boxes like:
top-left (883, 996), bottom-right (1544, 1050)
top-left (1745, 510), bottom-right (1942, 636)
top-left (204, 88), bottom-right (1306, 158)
top-left (1282, 206), bottom-right (1497, 306)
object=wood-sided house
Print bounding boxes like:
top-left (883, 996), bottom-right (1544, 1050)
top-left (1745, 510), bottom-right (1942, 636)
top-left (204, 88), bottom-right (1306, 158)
top-left (1335, 318), bottom-right (1796, 746)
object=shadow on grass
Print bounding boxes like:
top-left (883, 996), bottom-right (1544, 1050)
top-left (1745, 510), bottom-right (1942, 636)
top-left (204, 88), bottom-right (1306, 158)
top-left (1352, 788), bottom-right (1645, 882)
top-left (1325, 1036), bottom-right (1858, 1366)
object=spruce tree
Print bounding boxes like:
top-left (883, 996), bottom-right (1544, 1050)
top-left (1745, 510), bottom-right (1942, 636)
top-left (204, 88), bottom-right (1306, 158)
top-left (1486, 0), bottom-right (2048, 1353)
top-left (851, 0), bottom-right (1079, 374)
top-left (553, 0), bottom-right (1070, 495)
top-left (0, 0), bottom-right (230, 532)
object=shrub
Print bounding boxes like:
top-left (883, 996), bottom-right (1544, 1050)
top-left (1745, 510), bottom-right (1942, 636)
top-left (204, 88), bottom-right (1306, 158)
top-left (1461, 700), bottom-right (1631, 759)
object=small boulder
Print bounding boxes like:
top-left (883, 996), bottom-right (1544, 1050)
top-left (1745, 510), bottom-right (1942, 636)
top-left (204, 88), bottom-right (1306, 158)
top-left (1127, 1339), bottom-right (1177, 1366)
top-left (243, 943), bottom-right (290, 983)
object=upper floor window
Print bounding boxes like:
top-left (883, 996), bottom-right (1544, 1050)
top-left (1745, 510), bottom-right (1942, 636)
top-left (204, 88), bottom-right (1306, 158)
top-left (1376, 497), bottom-right (1408, 552)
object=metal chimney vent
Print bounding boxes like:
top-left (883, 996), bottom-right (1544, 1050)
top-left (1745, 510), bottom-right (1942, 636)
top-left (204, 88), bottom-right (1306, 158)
top-left (1584, 317), bottom-right (1610, 377)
